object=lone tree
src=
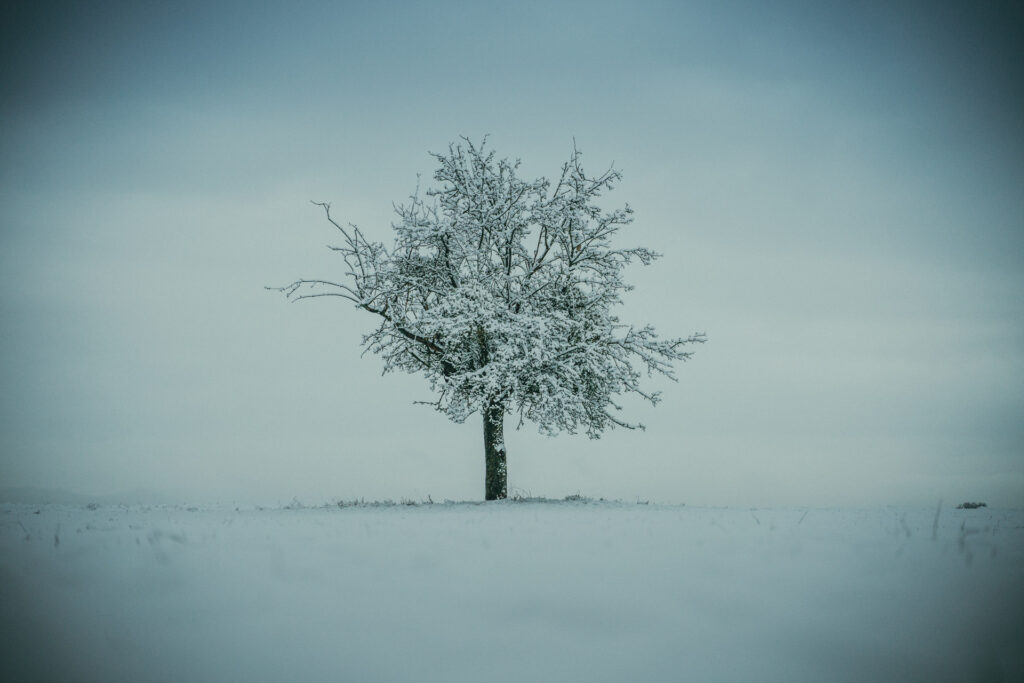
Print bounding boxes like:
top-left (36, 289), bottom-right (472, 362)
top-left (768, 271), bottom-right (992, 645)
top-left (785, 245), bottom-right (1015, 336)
top-left (274, 138), bottom-right (704, 500)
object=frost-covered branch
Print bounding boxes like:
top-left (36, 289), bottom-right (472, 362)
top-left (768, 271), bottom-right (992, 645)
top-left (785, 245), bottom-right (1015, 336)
top-left (273, 138), bottom-right (704, 439)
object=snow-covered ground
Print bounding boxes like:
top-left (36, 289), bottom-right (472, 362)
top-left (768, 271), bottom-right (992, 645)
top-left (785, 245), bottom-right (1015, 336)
top-left (2, 501), bottom-right (1021, 682)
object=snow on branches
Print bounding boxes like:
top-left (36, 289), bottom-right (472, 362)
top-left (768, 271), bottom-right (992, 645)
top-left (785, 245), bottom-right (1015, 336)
top-left (275, 138), bottom-right (705, 437)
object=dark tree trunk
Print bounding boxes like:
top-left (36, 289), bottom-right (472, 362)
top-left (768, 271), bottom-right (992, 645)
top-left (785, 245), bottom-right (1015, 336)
top-left (483, 401), bottom-right (507, 500)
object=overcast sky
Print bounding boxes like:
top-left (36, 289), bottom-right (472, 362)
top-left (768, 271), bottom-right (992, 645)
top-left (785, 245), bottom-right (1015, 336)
top-left (1, 0), bottom-right (1021, 506)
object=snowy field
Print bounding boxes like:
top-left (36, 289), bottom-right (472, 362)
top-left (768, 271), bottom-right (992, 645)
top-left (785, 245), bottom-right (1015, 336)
top-left (2, 501), bottom-right (1022, 683)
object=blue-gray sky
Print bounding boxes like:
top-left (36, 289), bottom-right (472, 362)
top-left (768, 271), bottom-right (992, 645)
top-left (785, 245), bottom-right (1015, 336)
top-left (2, 0), bottom-right (1022, 506)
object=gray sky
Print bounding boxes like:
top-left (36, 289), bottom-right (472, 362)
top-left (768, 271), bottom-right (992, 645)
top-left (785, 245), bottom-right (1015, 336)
top-left (2, 0), bottom-right (1021, 506)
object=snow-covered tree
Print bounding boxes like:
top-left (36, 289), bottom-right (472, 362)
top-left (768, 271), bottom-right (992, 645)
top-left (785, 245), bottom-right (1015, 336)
top-left (275, 138), bottom-right (704, 500)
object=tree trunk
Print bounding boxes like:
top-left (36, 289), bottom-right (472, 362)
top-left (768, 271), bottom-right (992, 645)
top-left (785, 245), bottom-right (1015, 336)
top-left (483, 401), bottom-right (507, 500)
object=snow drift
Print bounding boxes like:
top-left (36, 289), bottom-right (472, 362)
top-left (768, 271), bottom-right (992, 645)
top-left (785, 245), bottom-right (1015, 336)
top-left (2, 501), bottom-right (1021, 682)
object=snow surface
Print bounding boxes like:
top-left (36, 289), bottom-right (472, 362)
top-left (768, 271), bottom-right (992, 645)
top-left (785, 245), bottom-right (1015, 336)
top-left (2, 501), bottom-right (1022, 682)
